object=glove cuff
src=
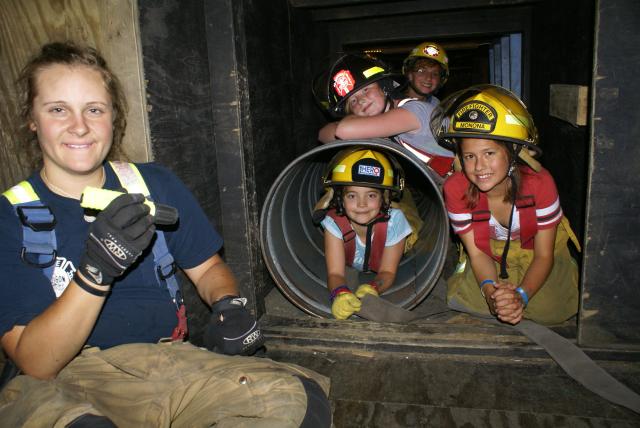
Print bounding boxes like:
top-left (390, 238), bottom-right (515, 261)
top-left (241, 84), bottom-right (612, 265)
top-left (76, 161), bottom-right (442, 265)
top-left (329, 285), bottom-right (351, 303)
top-left (74, 272), bottom-right (111, 297)
top-left (78, 254), bottom-right (115, 286)
top-left (366, 280), bottom-right (381, 293)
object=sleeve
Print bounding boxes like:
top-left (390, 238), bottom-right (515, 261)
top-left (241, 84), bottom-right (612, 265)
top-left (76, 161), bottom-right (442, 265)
top-left (443, 173), bottom-right (473, 235)
top-left (531, 168), bottom-right (563, 229)
top-left (385, 209), bottom-right (412, 246)
top-left (320, 215), bottom-right (343, 240)
top-left (136, 163), bottom-right (224, 269)
top-left (398, 99), bottom-right (432, 130)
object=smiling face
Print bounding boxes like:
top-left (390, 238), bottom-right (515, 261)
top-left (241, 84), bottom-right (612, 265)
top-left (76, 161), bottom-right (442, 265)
top-left (346, 82), bottom-right (387, 117)
top-left (342, 185), bottom-right (383, 224)
top-left (460, 138), bottom-right (511, 196)
top-left (406, 59), bottom-right (442, 98)
top-left (29, 64), bottom-right (114, 178)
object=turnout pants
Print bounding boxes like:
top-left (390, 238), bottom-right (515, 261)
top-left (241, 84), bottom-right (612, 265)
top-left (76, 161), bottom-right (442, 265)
top-left (0, 342), bottom-right (330, 427)
top-left (447, 219), bottom-right (579, 325)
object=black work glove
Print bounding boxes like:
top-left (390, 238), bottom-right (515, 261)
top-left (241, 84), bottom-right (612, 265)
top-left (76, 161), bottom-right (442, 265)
top-left (77, 193), bottom-right (155, 285)
top-left (204, 296), bottom-right (265, 356)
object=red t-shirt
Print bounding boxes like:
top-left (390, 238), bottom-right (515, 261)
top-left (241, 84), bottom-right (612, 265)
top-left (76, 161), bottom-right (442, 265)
top-left (444, 166), bottom-right (562, 244)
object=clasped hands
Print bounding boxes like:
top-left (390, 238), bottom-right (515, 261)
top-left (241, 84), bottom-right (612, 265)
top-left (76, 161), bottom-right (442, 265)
top-left (331, 283), bottom-right (379, 320)
top-left (483, 281), bottom-right (525, 325)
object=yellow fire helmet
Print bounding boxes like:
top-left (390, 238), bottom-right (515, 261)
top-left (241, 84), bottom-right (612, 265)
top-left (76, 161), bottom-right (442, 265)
top-left (323, 148), bottom-right (403, 195)
top-left (402, 41), bottom-right (450, 85)
top-left (431, 84), bottom-right (542, 171)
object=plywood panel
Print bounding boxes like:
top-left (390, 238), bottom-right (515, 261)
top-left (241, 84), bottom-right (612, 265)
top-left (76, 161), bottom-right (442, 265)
top-left (0, 0), bottom-right (150, 191)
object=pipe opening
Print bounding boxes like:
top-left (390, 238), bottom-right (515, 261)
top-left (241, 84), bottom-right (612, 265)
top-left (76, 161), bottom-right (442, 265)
top-left (260, 139), bottom-right (449, 318)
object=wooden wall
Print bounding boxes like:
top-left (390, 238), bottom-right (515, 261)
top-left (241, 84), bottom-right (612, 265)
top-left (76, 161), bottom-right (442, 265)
top-left (0, 0), bottom-right (150, 191)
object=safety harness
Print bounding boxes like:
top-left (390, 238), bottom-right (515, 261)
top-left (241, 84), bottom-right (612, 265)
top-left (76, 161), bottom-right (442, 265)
top-left (2, 161), bottom-right (188, 341)
top-left (471, 194), bottom-right (537, 265)
top-left (325, 208), bottom-right (389, 273)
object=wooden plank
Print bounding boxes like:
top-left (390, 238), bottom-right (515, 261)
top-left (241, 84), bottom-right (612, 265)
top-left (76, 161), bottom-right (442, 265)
top-left (549, 84), bottom-right (588, 126)
top-left (0, 0), bottom-right (150, 191)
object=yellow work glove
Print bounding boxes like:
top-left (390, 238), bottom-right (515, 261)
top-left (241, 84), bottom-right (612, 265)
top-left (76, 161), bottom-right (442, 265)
top-left (355, 283), bottom-right (379, 299)
top-left (331, 292), bottom-right (362, 320)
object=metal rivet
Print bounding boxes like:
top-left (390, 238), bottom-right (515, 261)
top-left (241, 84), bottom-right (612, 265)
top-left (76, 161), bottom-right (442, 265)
top-left (239, 376), bottom-right (248, 384)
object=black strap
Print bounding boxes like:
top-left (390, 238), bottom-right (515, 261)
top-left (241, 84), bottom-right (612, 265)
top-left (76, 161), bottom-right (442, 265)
top-left (499, 201), bottom-right (516, 280)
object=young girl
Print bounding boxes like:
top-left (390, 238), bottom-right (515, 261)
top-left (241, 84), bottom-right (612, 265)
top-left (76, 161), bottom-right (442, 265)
top-left (317, 54), bottom-right (455, 177)
top-left (432, 84), bottom-right (579, 325)
top-left (313, 149), bottom-right (412, 320)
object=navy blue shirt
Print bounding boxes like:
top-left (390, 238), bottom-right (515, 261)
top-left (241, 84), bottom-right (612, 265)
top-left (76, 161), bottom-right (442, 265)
top-left (0, 162), bottom-right (222, 349)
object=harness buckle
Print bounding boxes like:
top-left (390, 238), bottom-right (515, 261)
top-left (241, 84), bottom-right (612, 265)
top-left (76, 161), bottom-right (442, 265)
top-left (20, 247), bottom-right (57, 268)
top-left (156, 261), bottom-right (178, 281)
top-left (342, 229), bottom-right (356, 243)
top-left (17, 206), bottom-right (56, 231)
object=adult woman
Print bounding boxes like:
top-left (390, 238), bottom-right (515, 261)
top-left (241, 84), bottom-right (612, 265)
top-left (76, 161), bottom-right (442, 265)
top-left (0, 42), bottom-right (330, 427)
top-left (432, 84), bottom-right (579, 325)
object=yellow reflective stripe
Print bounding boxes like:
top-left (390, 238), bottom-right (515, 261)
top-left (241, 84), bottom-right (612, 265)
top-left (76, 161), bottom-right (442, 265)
top-left (109, 161), bottom-right (151, 197)
top-left (363, 66), bottom-right (384, 78)
top-left (2, 181), bottom-right (40, 205)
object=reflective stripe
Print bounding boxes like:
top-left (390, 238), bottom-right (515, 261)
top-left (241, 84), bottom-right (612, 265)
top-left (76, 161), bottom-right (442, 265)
top-left (399, 141), bottom-right (433, 163)
top-left (109, 161), bottom-right (150, 196)
top-left (109, 162), bottom-right (184, 319)
top-left (3, 181), bottom-right (40, 205)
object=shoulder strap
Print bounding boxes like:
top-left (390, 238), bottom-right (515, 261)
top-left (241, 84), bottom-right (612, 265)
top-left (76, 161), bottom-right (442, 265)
top-left (3, 181), bottom-right (57, 280)
top-left (471, 196), bottom-right (500, 263)
top-left (109, 162), bottom-right (182, 307)
top-left (515, 194), bottom-right (537, 249)
top-left (109, 161), bottom-right (186, 341)
top-left (364, 216), bottom-right (388, 273)
top-left (326, 209), bottom-right (389, 273)
top-left (326, 208), bottom-right (356, 268)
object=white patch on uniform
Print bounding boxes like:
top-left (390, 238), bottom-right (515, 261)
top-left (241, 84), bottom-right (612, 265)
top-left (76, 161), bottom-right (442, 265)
top-left (51, 257), bottom-right (76, 297)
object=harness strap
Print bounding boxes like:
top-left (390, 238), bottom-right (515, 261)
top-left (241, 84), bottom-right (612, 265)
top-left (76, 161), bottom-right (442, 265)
top-left (3, 182), bottom-right (57, 279)
top-left (326, 209), bottom-right (389, 273)
top-left (397, 140), bottom-right (454, 177)
top-left (109, 162), bottom-right (186, 340)
top-left (472, 194), bottom-right (539, 262)
top-left (364, 214), bottom-right (389, 272)
top-left (516, 194), bottom-right (536, 250)
top-left (471, 196), bottom-right (500, 263)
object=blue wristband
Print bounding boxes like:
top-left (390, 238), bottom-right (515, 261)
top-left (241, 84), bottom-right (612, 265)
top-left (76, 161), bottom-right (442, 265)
top-left (479, 279), bottom-right (496, 288)
top-left (479, 279), bottom-right (496, 298)
top-left (515, 287), bottom-right (529, 307)
top-left (329, 285), bottom-right (351, 302)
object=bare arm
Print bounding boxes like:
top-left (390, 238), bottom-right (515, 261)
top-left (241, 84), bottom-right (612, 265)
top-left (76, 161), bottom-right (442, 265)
top-left (335, 108), bottom-right (420, 140)
top-left (1, 277), bottom-right (111, 379)
top-left (373, 239), bottom-right (405, 293)
top-left (458, 230), bottom-right (499, 302)
top-left (184, 253), bottom-right (240, 306)
top-left (318, 122), bottom-right (340, 144)
top-left (518, 225), bottom-right (557, 299)
top-left (324, 230), bottom-right (347, 292)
